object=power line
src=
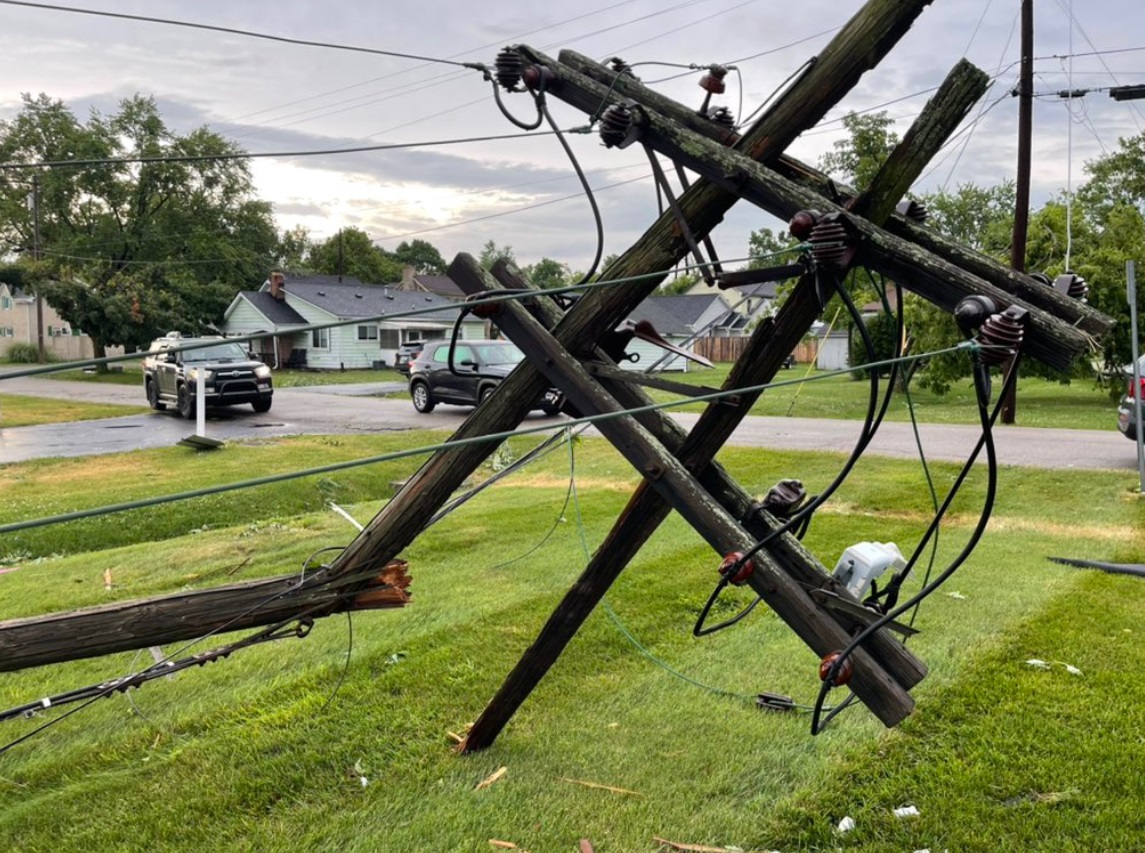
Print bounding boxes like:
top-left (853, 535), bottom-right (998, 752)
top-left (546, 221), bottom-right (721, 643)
top-left (0, 129), bottom-right (572, 171)
top-left (0, 0), bottom-right (485, 69)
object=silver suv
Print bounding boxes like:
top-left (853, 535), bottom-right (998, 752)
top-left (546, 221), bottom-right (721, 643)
top-left (143, 332), bottom-right (273, 418)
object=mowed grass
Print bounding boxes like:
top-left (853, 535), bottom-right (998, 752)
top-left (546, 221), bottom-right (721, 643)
top-left (0, 394), bottom-right (148, 427)
top-left (647, 363), bottom-right (1117, 430)
top-left (0, 431), bottom-right (1143, 850)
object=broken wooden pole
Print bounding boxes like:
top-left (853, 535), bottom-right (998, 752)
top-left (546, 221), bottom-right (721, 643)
top-left (613, 107), bottom-right (1093, 370)
top-left (460, 257), bottom-right (927, 750)
top-left (850, 59), bottom-right (988, 224)
top-left (556, 50), bottom-right (1112, 338)
top-left (453, 254), bottom-right (916, 728)
top-left (0, 560), bottom-right (410, 673)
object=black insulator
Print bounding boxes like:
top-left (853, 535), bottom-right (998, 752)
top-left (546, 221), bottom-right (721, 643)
top-left (607, 56), bottom-right (636, 79)
top-left (494, 46), bottom-right (524, 91)
top-left (1029, 271), bottom-right (1053, 287)
top-left (599, 102), bottom-right (634, 148)
top-left (807, 215), bottom-right (854, 271)
top-left (762, 479), bottom-right (806, 519)
top-left (895, 198), bottom-right (929, 223)
top-left (708, 106), bottom-right (736, 128)
top-left (978, 305), bottom-right (1029, 366)
top-left (1055, 271), bottom-right (1089, 301)
top-left (954, 295), bottom-right (997, 339)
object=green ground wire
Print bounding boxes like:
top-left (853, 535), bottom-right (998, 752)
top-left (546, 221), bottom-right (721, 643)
top-left (0, 342), bottom-right (977, 537)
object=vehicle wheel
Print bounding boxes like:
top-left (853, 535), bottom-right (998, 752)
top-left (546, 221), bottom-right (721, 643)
top-left (479, 385), bottom-right (496, 405)
top-left (251, 398), bottom-right (272, 413)
top-left (177, 385), bottom-right (195, 420)
top-left (411, 381), bottom-right (435, 413)
top-left (146, 379), bottom-right (166, 411)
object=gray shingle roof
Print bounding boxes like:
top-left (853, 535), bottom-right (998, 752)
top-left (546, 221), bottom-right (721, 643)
top-left (626, 294), bottom-right (730, 336)
top-left (241, 291), bottom-right (308, 325)
top-left (265, 275), bottom-right (463, 321)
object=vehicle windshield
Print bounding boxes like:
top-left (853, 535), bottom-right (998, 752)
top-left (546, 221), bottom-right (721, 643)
top-left (183, 342), bottom-right (250, 363)
top-left (472, 343), bottom-right (525, 366)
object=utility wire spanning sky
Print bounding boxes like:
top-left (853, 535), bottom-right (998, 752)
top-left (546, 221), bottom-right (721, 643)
top-left (1, 0), bottom-right (1143, 273)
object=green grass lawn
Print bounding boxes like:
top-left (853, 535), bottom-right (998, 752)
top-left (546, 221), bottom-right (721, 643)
top-left (0, 431), bottom-right (1142, 850)
top-left (647, 363), bottom-right (1117, 430)
top-left (0, 394), bottom-right (148, 427)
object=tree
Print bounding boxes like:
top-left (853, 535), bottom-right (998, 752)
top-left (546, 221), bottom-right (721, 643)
top-left (524, 257), bottom-right (571, 289)
top-left (0, 94), bottom-right (278, 364)
top-left (1077, 129), bottom-right (1145, 223)
top-left (307, 227), bottom-right (402, 283)
top-left (479, 240), bottom-right (516, 270)
top-left (276, 225), bottom-right (313, 272)
top-left (393, 239), bottom-right (446, 275)
top-left (819, 111), bottom-right (900, 188)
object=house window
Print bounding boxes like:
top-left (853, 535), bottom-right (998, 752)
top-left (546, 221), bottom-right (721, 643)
top-left (312, 327), bottom-right (330, 349)
top-left (1, 296), bottom-right (10, 309)
top-left (378, 328), bottom-right (400, 349)
top-left (357, 324), bottom-right (378, 341)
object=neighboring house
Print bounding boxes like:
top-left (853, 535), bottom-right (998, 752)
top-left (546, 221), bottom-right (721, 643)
top-left (0, 282), bottom-right (123, 362)
top-left (685, 277), bottom-right (782, 323)
top-left (622, 293), bottom-right (742, 371)
top-left (395, 265), bottom-right (466, 301)
top-left (222, 272), bottom-right (486, 370)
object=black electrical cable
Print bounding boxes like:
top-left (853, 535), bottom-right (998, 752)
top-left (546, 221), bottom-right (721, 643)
top-left (693, 267), bottom-right (898, 637)
top-left (538, 102), bottom-right (604, 285)
top-left (810, 351), bottom-right (1015, 735)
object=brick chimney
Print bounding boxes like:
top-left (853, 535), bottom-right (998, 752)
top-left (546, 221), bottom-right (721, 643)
top-left (269, 271), bottom-right (286, 300)
top-left (400, 264), bottom-right (415, 290)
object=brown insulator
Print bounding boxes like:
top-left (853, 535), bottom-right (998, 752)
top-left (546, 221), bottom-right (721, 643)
top-left (698, 65), bottom-right (728, 94)
top-left (1055, 271), bottom-right (1089, 301)
top-left (789, 209), bottom-right (822, 241)
top-left (521, 64), bottom-right (556, 91)
top-left (598, 102), bottom-right (634, 148)
top-left (494, 46), bottom-right (524, 91)
top-left (819, 652), bottom-right (853, 686)
top-left (978, 305), bottom-right (1028, 366)
top-left (807, 214), bottom-right (855, 271)
top-left (718, 551), bottom-right (753, 586)
top-left (707, 106), bottom-right (736, 129)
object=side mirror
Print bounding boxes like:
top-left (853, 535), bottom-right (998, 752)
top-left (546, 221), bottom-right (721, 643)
top-left (458, 359), bottom-right (478, 369)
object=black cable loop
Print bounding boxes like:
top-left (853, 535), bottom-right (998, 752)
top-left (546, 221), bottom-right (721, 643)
top-left (538, 98), bottom-right (604, 285)
top-left (810, 352), bottom-right (1014, 735)
top-left (490, 74), bottom-right (545, 130)
top-left (692, 267), bottom-right (895, 638)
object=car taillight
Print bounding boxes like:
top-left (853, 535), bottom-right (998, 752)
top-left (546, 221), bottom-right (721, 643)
top-left (1131, 378), bottom-right (1145, 400)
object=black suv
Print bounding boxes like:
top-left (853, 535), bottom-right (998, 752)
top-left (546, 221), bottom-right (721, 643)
top-left (408, 340), bottom-right (561, 414)
top-left (394, 341), bottom-right (426, 376)
top-left (143, 333), bottom-right (273, 418)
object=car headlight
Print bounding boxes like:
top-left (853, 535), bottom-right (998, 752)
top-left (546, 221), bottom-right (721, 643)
top-left (255, 365), bottom-right (272, 379)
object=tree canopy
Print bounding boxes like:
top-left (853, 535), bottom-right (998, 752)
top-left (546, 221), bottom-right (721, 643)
top-left (0, 93), bottom-right (278, 357)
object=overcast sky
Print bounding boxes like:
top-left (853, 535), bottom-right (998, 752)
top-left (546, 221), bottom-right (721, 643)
top-left (2, 0), bottom-right (1143, 275)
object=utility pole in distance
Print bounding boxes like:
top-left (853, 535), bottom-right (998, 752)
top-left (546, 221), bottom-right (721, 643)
top-left (1004, 0), bottom-right (1034, 424)
top-left (30, 174), bottom-right (45, 363)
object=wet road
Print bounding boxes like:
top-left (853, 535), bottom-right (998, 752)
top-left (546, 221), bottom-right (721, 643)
top-left (0, 373), bottom-right (1137, 471)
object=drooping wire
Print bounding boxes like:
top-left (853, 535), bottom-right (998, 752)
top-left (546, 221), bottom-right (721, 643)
top-left (0, 0), bottom-right (489, 68)
top-left (693, 266), bottom-right (901, 637)
top-left (812, 349), bottom-right (1014, 735)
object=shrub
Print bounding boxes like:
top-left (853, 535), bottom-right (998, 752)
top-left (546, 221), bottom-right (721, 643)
top-left (3, 342), bottom-right (42, 363)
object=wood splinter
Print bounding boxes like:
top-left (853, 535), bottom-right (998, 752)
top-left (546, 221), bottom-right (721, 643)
top-left (349, 559), bottom-right (412, 611)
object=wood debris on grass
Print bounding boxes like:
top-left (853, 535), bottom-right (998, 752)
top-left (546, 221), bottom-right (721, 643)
top-left (103, 568), bottom-right (113, 590)
top-left (488, 841), bottom-right (528, 851)
top-left (475, 766), bottom-right (507, 790)
top-left (579, 840), bottom-right (595, 853)
top-left (559, 777), bottom-right (642, 796)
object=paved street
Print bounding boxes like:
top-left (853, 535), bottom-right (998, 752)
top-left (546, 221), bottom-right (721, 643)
top-left (0, 372), bottom-right (1137, 470)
